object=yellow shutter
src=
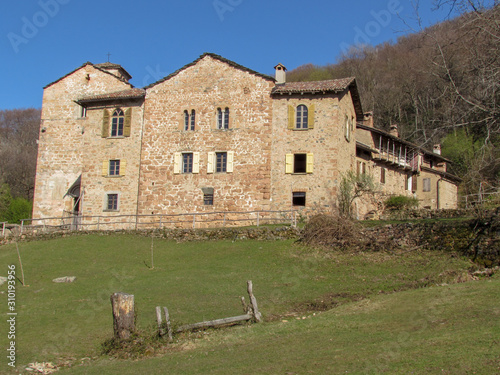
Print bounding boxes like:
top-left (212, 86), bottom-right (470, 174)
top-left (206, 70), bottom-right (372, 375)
top-left (308, 104), bottom-right (315, 129)
top-left (306, 153), bottom-right (314, 174)
top-left (123, 108), bottom-right (132, 137)
top-left (285, 154), bottom-right (293, 174)
top-left (102, 160), bottom-right (108, 176)
top-left (119, 160), bottom-right (126, 176)
top-left (193, 152), bottom-right (200, 174)
top-left (288, 105), bottom-right (295, 129)
top-left (207, 152), bottom-right (214, 173)
top-left (173, 153), bottom-right (181, 174)
top-left (102, 109), bottom-right (110, 138)
top-left (227, 151), bottom-right (234, 173)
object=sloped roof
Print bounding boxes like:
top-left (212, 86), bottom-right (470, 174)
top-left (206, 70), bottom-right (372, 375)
top-left (143, 52), bottom-right (275, 89)
top-left (44, 62), bottom-right (133, 89)
top-left (94, 62), bottom-right (132, 80)
top-left (272, 77), bottom-right (364, 120)
top-left (76, 88), bottom-right (145, 104)
top-left (271, 77), bottom-right (356, 94)
top-left (356, 122), bottom-right (452, 163)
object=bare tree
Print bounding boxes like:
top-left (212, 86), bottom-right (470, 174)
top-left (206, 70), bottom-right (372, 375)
top-left (0, 108), bottom-right (41, 200)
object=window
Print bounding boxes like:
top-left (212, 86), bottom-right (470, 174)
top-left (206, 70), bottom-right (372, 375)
top-left (184, 109), bottom-right (195, 131)
top-left (204, 193), bottom-right (214, 205)
top-left (207, 151), bottom-right (234, 173)
top-left (102, 160), bottom-right (125, 177)
top-left (183, 153), bottom-right (193, 174)
top-left (380, 168), bottom-right (386, 184)
top-left (288, 104), bottom-right (314, 130)
top-left (80, 105), bottom-right (87, 118)
top-left (106, 193), bottom-right (118, 211)
top-left (285, 153), bottom-right (314, 174)
top-left (423, 178), bottom-right (431, 192)
top-left (292, 192), bottom-right (306, 206)
top-left (217, 107), bottom-right (229, 129)
top-left (102, 108), bottom-right (131, 138)
top-left (345, 115), bottom-right (352, 142)
top-left (357, 161), bottom-right (366, 176)
top-left (111, 109), bottom-right (124, 137)
top-left (109, 160), bottom-right (120, 176)
top-left (296, 105), bottom-right (308, 129)
top-left (216, 152), bottom-right (227, 173)
top-left (174, 152), bottom-right (200, 174)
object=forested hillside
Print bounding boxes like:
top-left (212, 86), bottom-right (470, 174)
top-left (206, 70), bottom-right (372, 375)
top-left (288, 1), bottom-right (499, 197)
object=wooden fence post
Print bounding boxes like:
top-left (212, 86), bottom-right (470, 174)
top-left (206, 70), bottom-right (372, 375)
top-left (110, 292), bottom-right (135, 340)
top-left (247, 280), bottom-right (262, 323)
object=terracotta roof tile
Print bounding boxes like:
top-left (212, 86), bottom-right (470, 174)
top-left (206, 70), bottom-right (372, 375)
top-left (271, 77), bottom-right (356, 95)
top-left (76, 88), bottom-right (145, 103)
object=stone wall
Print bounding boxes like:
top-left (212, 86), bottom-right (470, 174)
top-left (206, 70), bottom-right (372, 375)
top-left (33, 64), bottom-right (133, 221)
top-left (137, 55), bottom-right (275, 216)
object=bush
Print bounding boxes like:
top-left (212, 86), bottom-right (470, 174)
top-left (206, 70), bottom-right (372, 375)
top-left (384, 195), bottom-right (419, 210)
top-left (4, 197), bottom-right (32, 223)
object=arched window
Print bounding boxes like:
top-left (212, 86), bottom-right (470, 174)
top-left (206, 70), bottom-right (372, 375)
top-left (296, 105), bottom-right (308, 129)
top-left (184, 109), bottom-right (196, 131)
top-left (111, 109), bottom-right (124, 137)
top-left (217, 107), bottom-right (229, 129)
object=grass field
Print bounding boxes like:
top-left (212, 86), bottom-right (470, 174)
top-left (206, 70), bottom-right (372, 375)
top-left (0, 233), bottom-right (498, 374)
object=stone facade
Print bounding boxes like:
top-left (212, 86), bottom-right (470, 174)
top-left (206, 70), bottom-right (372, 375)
top-left (32, 53), bottom-right (460, 226)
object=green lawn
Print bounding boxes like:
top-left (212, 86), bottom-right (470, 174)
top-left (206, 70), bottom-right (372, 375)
top-left (0, 233), bottom-right (497, 374)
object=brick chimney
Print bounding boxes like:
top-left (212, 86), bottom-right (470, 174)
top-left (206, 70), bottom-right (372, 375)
top-left (433, 144), bottom-right (441, 155)
top-left (389, 124), bottom-right (399, 138)
top-left (274, 63), bottom-right (286, 84)
top-left (363, 112), bottom-right (373, 127)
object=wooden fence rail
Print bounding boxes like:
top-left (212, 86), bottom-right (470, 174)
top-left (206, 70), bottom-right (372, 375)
top-left (16, 210), bottom-right (297, 234)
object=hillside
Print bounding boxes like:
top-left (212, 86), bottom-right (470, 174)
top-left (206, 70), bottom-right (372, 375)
top-left (287, 3), bottom-right (500, 198)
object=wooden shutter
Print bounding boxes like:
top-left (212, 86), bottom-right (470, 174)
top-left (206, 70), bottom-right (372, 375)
top-left (102, 161), bottom-right (108, 176)
top-left (288, 105), bottom-right (295, 129)
top-left (173, 153), bottom-right (181, 174)
top-left (227, 151), bottom-right (234, 173)
top-left (306, 153), bottom-right (314, 174)
top-left (285, 154), bottom-right (293, 174)
top-left (308, 104), bottom-right (315, 129)
top-left (193, 152), bottom-right (200, 174)
top-left (119, 160), bottom-right (126, 176)
top-left (123, 108), bottom-right (132, 137)
top-left (102, 109), bottom-right (110, 138)
top-left (207, 152), bottom-right (215, 173)
top-left (412, 175), bottom-right (418, 192)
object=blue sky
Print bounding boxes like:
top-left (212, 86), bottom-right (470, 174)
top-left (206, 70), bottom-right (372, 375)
top-left (0, 0), bottom-right (463, 110)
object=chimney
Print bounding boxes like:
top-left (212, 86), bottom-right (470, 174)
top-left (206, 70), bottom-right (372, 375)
top-left (363, 112), bottom-right (373, 127)
top-left (433, 144), bottom-right (441, 155)
top-left (389, 124), bottom-right (399, 138)
top-left (274, 63), bottom-right (286, 84)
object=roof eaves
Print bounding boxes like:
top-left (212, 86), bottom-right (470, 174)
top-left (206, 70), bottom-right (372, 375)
top-left (356, 123), bottom-right (451, 163)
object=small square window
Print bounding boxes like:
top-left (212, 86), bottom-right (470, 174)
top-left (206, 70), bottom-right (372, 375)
top-left (204, 193), bottom-right (214, 205)
top-left (106, 193), bottom-right (118, 211)
top-left (183, 153), bottom-right (193, 173)
top-left (292, 192), bottom-right (306, 206)
top-left (109, 160), bottom-right (120, 176)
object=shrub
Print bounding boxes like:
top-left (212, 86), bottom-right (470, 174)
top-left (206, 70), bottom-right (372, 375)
top-left (384, 195), bottom-right (419, 210)
top-left (4, 197), bottom-right (32, 223)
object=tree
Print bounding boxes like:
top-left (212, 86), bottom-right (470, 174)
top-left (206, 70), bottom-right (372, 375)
top-left (338, 171), bottom-right (376, 218)
top-left (0, 108), bottom-right (41, 200)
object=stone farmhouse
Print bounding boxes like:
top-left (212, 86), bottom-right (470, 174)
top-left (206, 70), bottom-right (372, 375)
top-left (32, 53), bottom-right (460, 227)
